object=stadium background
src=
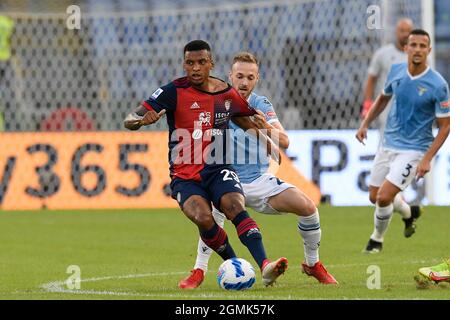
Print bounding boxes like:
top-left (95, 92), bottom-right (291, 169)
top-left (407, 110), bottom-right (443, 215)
top-left (0, 0), bottom-right (449, 209)
top-left (1, 0), bottom-right (450, 302)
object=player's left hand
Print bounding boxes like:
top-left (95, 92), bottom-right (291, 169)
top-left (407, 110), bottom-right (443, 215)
top-left (416, 158), bottom-right (431, 181)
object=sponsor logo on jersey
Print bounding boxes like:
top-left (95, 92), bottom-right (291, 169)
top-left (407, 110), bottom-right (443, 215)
top-left (190, 102), bottom-right (200, 109)
top-left (151, 88), bottom-right (163, 99)
top-left (216, 112), bottom-right (230, 119)
top-left (192, 129), bottom-right (203, 140)
top-left (204, 128), bottom-right (223, 137)
top-left (441, 99), bottom-right (450, 108)
top-left (214, 112), bottom-right (231, 127)
top-left (198, 111), bottom-right (211, 126)
top-left (417, 86), bottom-right (427, 96)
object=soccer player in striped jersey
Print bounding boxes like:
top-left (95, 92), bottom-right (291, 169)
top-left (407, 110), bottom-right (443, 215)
top-left (178, 52), bottom-right (338, 289)
top-left (356, 29), bottom-right (450, 253)
top-left (125, 40), bottom-right (288, 288)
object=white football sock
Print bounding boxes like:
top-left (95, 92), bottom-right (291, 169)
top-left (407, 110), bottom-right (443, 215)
top-left (193, 207), bottom-right (226, 272)
top-left (298, 210), bottom-right (321, 267)
top-left (393, 193), bottom-right (411, 219)
top-left (370, 203), bottom-right (394, 243)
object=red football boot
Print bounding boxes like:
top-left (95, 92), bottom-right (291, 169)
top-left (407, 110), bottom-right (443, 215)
top-left (301, 261), bottom-right (338, 284)
top-left (178, 269), bottom-right (205, 289)
top-left (261, 257), bottom-right (288, 287)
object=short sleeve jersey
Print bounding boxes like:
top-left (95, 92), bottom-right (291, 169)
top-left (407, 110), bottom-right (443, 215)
top-left (142, 76), bottom-right (256, 181)
top-left (229, 92), bottom-right (279, 183)
top-left (382, 63), bottom-right (450, 152)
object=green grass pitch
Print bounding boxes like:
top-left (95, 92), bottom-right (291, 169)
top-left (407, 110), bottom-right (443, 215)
top-left (0, 206), bottom-right (448, 300)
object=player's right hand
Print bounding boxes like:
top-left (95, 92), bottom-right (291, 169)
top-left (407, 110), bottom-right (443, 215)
top-left (355, 126), bottom-right (368, 145)
top-left (140, 109), bottom-right (166, 126)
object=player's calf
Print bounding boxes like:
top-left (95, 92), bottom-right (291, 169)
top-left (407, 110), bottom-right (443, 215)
top-left (200, 223), bottom-right (236, 261)
top-left (231, 211), bottom-right (268, 269)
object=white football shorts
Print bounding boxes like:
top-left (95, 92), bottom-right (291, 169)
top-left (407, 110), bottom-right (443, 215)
top-left (242, 173), bottom-right (295, 214)
top-left (369, 147), bottom-right (424, 191)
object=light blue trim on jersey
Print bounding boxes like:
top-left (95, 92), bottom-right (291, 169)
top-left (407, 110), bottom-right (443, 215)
top-left (382, 63), bottom-right (450, 152)
top-left (229, 92), bottom-right (279, 184)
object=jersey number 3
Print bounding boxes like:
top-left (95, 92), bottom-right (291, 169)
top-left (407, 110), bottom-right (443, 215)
top-left (402, 163), bottom-right (413, 178)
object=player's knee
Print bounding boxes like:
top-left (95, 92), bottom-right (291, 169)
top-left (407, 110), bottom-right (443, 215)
top-left (369, 193), bottom-right (377, 204)
top-left (193, 211), bottom-right (214, 229)
top-left (376, 192), bottom-right (393, 207)
top-left (304, 199), bottom-right (317, 216)
top-left (219, 194), bottom-right (245, 218)
top-left (220, 202), bottom-right (245, 218)
top-left (295, 200), bottom-right (317, 216)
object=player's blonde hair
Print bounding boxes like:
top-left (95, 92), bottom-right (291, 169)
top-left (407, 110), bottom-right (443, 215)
top-left (232, 52), bottom-right (259, 66)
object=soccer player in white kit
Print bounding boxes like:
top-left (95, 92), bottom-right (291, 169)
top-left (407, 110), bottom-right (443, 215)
top-left (356, 29), bottom-right (450, 253)
top-left (178, 52), bottom-right (338, 288)
top-left (362, 19), bottom-right (422, 238)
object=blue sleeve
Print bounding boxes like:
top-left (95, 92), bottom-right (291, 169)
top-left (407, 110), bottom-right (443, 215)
top-left (382, 64), bottom-right (397, 96)
top-left (434, 83), bottom-right (450, 118)
top-left (253, 96), bottom-right (279, 123)
top-left (142, 82), bottom-right (177, 112)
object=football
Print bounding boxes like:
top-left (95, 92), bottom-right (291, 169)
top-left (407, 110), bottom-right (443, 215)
top-left (217, 258), bottom-right (256, 290)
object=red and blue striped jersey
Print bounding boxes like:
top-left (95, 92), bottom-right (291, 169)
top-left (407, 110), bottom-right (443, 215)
top-left (142, 76), bottom-right (256, 181)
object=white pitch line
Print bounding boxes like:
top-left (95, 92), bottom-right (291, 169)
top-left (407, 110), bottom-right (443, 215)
top-left (38, 258), bottom-right (444, 299)
top-left (39, 271), bottom-right (286, 299)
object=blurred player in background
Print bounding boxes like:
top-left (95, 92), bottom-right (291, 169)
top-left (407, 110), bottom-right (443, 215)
top-left (0, 14), bottom-right (14, 131)
top-left (124, 40), bottom-right (288, 287)
top-left (362, 19), bottom-right (413, 123)
top-left (178, 52), bottom-right (337, 289)
top-left (362, 18), bottom-right (421, 238)
top-left (356, 29), bottom-right (450, 253)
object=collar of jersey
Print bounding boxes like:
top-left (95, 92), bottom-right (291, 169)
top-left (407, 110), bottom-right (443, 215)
top-left (247, 92), bottom-right (255, 102)
top-left (407, 65), bottom-right (430, 81)
top-left (190, 76), bottom-right (232, 95)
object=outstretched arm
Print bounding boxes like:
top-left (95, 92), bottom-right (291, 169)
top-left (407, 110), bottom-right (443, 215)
top-left (361, 74), bottom-right (378, 118)
top-left (124, 105), bottom-right (166, 130)
top-left (355, 93), bottom-right (392, 144)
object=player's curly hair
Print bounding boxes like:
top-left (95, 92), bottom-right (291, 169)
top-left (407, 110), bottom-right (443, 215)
top-left (183, 40), bottom-right (211, 54)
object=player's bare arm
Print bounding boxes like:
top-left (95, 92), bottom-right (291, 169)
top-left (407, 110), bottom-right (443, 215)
top-left (232, 115), bottom-right (281, 164)
top-left (251, 110), bottom-right (289, 149)
top-left (124, 105), bottom-right (166, 130)
top-left (356, 93), bottom-right (392, 144)
top-left (362, 74), bottom-right (378, 118)
top-left (416, 116), bottom-right (450, 180)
